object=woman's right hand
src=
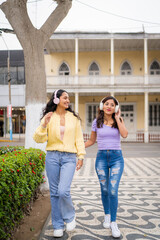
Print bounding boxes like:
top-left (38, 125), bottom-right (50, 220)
top-left (42, 112), bottom-right (53, 128)
top-left (85, 131), bottom-right (97, 148)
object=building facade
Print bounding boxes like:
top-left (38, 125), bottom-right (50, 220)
top-left (44, 32), bottom-right (160, 142)
top-left (0, 32), bottom-right (160, 142)
top-left (0, 50), bottom-right (25, 137)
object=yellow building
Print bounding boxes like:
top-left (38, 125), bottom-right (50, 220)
top-left (44, 32), bottom-right (160, 143)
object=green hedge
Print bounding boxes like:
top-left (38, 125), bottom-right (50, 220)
top-left (0, 147), bottom-right (46, 239)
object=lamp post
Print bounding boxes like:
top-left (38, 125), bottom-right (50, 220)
top-left (0, 32), bottom-right (12, 140)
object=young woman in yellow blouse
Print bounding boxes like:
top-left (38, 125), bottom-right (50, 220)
top-left (33, 89), bottom-right (85, 238)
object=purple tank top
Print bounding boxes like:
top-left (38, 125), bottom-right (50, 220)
top-left (92, 119), bottom-right (121, 150)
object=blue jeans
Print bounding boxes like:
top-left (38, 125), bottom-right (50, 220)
top-left (45, 151), bottom-right (76, 229)
top-left (95, 150), bottom-right (124, 222)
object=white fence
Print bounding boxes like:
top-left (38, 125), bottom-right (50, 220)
top-left (83, 132), bottom-right (160, 142)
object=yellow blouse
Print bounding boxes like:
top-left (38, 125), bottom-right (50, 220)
top-left (33, 111), bottom-right (86, 159)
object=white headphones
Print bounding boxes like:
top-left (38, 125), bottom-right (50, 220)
top-left (53, 89), bottom-right (60, 104)
top-left (99, 96), bottom-right (119, 113)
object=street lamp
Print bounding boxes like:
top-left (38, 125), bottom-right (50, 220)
top-left (0, 31), bottom-right (12, 140)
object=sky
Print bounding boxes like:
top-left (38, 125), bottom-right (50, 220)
top-left (0, 0), bottom-right (160, 50)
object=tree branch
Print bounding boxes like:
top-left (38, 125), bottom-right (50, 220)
top-left (40, 0), bottom-right (72, 45)
top-left (0, 0), bottom-right (38, 48)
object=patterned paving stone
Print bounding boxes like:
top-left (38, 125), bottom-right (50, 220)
top-left (39, 158), bottom-right (160, 240)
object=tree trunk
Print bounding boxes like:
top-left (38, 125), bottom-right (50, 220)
top-left (23, 41), bottom-right (46, 150)
top-left (24, 41), bottom-right (48, 190)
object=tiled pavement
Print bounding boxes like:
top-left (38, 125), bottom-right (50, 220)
top-left (39, 157), bottom-right (160, 240)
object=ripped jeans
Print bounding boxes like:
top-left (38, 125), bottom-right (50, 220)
top-left (95, 150), bottom-right (124, 222)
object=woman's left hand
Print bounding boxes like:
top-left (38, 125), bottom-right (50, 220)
top-left (76, 159), bottom-right (83, 171)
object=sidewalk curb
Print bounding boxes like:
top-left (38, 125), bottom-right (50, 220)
top-left (0, 140), bottom-right (15, 142)
top-left (38, 212), bottom-right (51, 240)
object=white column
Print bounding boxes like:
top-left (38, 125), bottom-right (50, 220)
top-left (110, 38), bottom-right (115, 85)
top-left (144, 91), bottom-right (149, 143)
top-left (75, 38), bottom-right (79, 84)
top-left (75, 92), bottom-right (79, 113)
top-left (144, 38), bottom-right (148, 85)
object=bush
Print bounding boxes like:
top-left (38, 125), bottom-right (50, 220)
top-left (0, 147), bottom-right (46, 240)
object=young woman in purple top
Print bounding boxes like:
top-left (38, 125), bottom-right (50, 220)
top-left (85, 96), bottom-right (128, 238)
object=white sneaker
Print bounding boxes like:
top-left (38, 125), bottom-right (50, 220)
top-left (53, 229), bottom-right (64, 237)
top-left (103, 214), bottom-right (111, 228)
top-left (66, 217), bottom-right (76, 231)
top-left (110, 222), bottom-right (121, 238)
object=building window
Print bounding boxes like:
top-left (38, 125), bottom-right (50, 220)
top-left (121, 105), bottom-right (133, 112)
top-left (88, 105), bottom-right (98, 123)
top-left (0, 66), bottom-right (25, 85)
top-left (149, 105), bottom-right (152, 126)
top-left (59, 62), bottom-right (70, 75)
top-left (86, 104), bottom-right (99, 130)
top-left (121, 61), bottom-right (132, 75)
top-left (150, 61), bottom-right (160, 75)
top-left (0, 67), bottom-right (7, 84)
top-left (149, 103), bottom-right (160, 126)
top-left (12, 108), bottom-right (26, 134)
top-left (89, 62), bottom-right (100, 75)
top-left (120, 104), bottom-right (135, 132)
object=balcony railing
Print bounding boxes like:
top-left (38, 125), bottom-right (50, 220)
top-left (114, 76), bottom-right (144, 85)
top-left (47, 76), bottom-right (111, 86)
top-left (47, 75), bottom-right (160, 87)
top-left (148, 76), bottom-right (160, 84)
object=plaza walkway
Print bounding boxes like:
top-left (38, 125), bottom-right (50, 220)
top-left (0, 139), bottom-right (160, 239)
top-left (39, 144), bottom-right (160, 240)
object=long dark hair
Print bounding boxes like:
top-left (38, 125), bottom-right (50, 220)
top-left (97, 96), bottom-right (119, 129)
top-left (41, 89), bottom-right (80, 120)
